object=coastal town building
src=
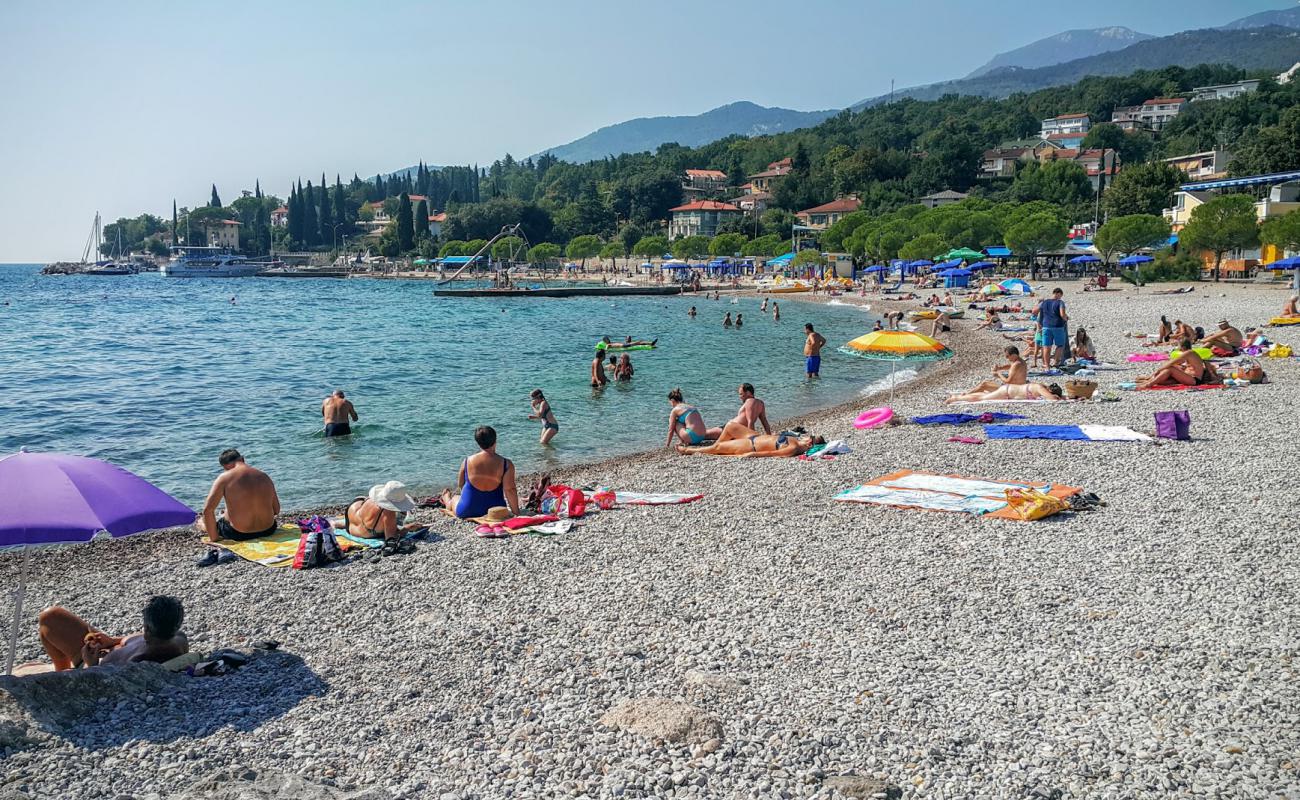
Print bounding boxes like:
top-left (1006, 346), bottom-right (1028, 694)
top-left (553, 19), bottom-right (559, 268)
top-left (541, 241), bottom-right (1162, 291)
top-left (1190, 79), bottom-right (1261, 102)
top-left (428, 212), bottom-right (446, 239)
top-left (747, 158), bottom-right (793, 193)
top-left (682, 169), bottom-right (729, 197)
top-left (919, 189), bottom-right (968, 209)
top-left (205, 219), bottom-right (241, 250)
top-left (1041, 148), bottom-right (1119, 191)
top-left (1165, 170), bottom-right (1300, 273)
top-left (1040, 113), bottom-right (1091, 139)
top-left (271, 206), bottom-right (288, 228)
top-left (795, 197), bottom-right (861, 231)
top-left (1163, 149), bottom-right (1234, 181)
top-left (1110, 98), bottom-right (1186, 131)
top-left (729, 191), bottom-right (772, 214)
top-left (980, 147), bottom-right (1031, 178)
top-left (668, 200), bottom-right (742, 239)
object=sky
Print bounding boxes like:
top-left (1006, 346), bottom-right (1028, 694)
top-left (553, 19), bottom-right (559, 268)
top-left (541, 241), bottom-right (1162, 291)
top-left (0, 0), bottom-right (1288, 261)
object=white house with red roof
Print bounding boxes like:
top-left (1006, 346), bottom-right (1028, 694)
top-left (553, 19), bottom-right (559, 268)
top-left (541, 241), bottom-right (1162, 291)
top-left (270, 206), bottom-right (288, 228)
top-left (428, 211), bottom-right (447, 238)
top-left (205, 219), bottom-right (241, 249)
top-left (683, 168), bottom-right (729, 197)
top-left (668, 200), bottom-right (742, 239)
top-left (795, 197), bottom-right (862, 231)
top-left (1111, 97), bottom-right (1186, 132)
top-left (747, 158), bottom-right (794, 193)
top-left (1040, 113), bottom-right (1091, 139)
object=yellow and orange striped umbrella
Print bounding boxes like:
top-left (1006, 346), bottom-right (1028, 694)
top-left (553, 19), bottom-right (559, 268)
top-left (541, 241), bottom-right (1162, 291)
top-left (840, 330), bottom-right (953, 362)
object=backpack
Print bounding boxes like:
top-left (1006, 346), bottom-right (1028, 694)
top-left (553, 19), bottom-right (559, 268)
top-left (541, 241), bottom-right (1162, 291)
top-left (293, 516), bottom-right (345, 569)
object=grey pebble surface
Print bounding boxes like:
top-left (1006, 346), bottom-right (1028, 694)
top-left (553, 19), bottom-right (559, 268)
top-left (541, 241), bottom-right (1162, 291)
top-left (1, 282), bottom-right (1297, 799)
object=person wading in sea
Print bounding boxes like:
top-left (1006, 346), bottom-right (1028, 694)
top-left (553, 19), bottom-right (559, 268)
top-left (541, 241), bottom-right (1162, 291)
top-left (321, 389), bottom-right (358, 437)
top-left (804, 323), bottom-right (826, 377)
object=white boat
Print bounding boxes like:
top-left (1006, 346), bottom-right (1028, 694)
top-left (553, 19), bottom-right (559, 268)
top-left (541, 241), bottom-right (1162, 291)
top-left (162, 246), bottom-right (261, 278)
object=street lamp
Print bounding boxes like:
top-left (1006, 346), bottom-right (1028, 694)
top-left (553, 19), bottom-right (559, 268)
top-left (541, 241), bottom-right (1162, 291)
top-left (332, 223), bottom-right (346, 260)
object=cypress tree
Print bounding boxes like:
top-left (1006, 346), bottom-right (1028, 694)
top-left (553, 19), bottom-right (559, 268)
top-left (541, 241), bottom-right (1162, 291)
top-left (396, 192), bottom-right (414, 251)
top-left (318, 172), bottom-right (333, 244)
top-left (303, 180), bottom-right (319, 247)
top-left (255, 179), bottom-right (262, 199)
top-left (333, 175), bottom-right (347, 238)
top-left (171, 200), bottom-right (178, 248)
top-left (287, 184), bottom-right (301, 248)
top-left (414, 199), bottom-right (430, 241)
top-left (375, 174), bottom-right (385, 200)
top-left (210, 184), bottom-right (222, 208)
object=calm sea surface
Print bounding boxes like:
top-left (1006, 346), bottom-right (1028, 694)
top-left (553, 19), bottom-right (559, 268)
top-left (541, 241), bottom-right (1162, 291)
top-left (0, 264), bottom-right (889, 508)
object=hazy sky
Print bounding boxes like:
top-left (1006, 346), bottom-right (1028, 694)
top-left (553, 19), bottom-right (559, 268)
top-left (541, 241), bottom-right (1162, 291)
top-left (0, 0), bottom-right (1286, 261)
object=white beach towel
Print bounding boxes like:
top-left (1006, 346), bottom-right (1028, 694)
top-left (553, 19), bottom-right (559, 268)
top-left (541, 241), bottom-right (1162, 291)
top-left (614, 492), bottom-right (704, 505)
top-left (1077, 425), bottom-right (1152, 442)
top-left (820, 440), bottom-right (852, 455)
top-left (834, 485), bottom-right (1006, 515)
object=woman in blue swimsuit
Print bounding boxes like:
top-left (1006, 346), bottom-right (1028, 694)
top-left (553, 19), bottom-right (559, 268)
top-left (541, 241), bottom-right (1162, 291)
top-left (440, 426), bottom-right (520, 519)
top-left (665, 388), bottom-right (722, 448)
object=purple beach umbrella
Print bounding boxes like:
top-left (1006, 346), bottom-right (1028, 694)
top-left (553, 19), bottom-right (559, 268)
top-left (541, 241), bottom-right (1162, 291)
top-left (0, 450), bottom-right (195, 674)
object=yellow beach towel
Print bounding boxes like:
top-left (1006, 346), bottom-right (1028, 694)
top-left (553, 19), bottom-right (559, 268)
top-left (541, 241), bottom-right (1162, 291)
top-left (213, 524), bottom-right (363, 568)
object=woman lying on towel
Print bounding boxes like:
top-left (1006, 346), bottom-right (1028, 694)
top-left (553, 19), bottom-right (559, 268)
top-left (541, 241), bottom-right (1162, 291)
top-left (945, 382), bottom-right (1064, 404)
top-left (343, 480), bottom-right (423, 556)
top-left (1136, 340), bottom-right (1220, 388)
top-left (676, 420), bottom-right (824, 458)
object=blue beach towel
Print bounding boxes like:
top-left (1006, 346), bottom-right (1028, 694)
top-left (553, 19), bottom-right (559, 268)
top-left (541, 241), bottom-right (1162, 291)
top-left (913, 413), bottom-right (1026, 425)
top-left (984, 424), bottom-right (1151, 442)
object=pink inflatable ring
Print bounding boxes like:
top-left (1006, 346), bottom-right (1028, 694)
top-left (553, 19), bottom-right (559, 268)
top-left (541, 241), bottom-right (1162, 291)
top-left (854, 407), bottom-right (893, 430)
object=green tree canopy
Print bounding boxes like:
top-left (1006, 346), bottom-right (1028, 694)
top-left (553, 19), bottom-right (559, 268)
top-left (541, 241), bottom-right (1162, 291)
top-left (742, 233), bottom-right (784, 257)
top-left (1011, 160), bottom-right (1094, 206)
top-left (1080, 122), bottom-right (1152, 165)
top-left (632, 235), bottom-right (669, 258)
top-left (1094, 214), bottom-right (1170, 264)
top-left (528, 242), bottom-right (562, 264)
top-left (395, 192), bottom-right (414, 252)
top-left (1103, 161), bottom-right (1183, 218)
top-left (709, 233), bottom-right (748, 257)
top-left (1179, 194), bottom-right (1259, 280)
top-left (821, 211), bottom-right (871, 252)
top-left (599, 242), bottom-right (625, 263)
top-left (1260, 208), bottom-right (1300, 260)
top-left (1004, 212), bottom-right (1068, 266)
top-left (490, 236), bottom-right (527, 261)
top-left (439, 240), bottom-right (466, 258)
top-left (671, 235), bottom-right (710, 260)
top-left (898, 233), bottom-right (947, 262)
top-left (791, 249), bottom-right (827, 268)
top-left (565, 234), bottom-right (603, 266)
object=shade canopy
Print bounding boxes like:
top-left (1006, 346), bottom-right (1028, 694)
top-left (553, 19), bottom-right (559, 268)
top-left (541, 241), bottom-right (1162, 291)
top-left (938, 268), bottom-right (972, 277)
top-left (966, 261), bottom-right (996, 270)
top-left (1068, 255), bottom-right (1101, 265)
top-left (660, 260), bottom-right (690, 269)
top-left (0, 452), bottom-right (195, 547)
top-left (944, 248), bottom-right (985, 261)
top-left (909, 259), bottom-right (933, 268)
top-left (1118, 255), bottom-right (1154, 266)
top-left (1265, 256), bottom-right (1300, 270)
top-left (934, 259), bottom-right (963, 270)
top-left (984, 246), bottom-right (1012, 258)
top-left (864, 264), bottom-right (890, 273)
top-left (840, 330), bottom-right (954, 362)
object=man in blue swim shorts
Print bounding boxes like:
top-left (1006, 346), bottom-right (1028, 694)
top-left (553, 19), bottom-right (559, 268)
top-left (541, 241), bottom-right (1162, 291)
top-left (804, 323), bottom-right (826, 377)
top-left (1035, 288), bottom-right (1069, 366)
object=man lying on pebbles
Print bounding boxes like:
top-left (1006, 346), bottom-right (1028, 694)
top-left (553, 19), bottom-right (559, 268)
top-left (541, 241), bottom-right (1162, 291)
top-left (676, 420), bottom-right (824, 458)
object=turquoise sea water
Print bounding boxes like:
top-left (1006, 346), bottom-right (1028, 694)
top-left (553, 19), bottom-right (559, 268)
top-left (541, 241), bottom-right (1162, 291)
top-left (0, 264), bottom-right (888, 508)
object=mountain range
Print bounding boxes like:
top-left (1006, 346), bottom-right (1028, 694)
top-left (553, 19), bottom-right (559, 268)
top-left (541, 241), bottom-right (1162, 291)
top-left (531, 101), bottom-right (836, 165)
top-left (965, 26), bottom-right (1154, 78)
top-left (407, 6), bottom-right (1300, 171)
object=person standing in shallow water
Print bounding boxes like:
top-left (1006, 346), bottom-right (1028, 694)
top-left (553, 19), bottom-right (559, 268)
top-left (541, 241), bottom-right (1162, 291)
top-left (804, 323), bottom-right (826, 377)
top-left (529, 389), bottom-right (559, 445)
top-left (321, 389), bottom-right (358, 437)
top-left (590, 349), bottom-right (608, 387)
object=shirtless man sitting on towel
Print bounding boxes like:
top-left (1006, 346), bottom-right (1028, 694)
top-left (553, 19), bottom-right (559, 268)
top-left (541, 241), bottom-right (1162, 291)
top-left (1197, 320), bottom-right (1244, 355)
top-left (195, 449), bottom-right (281, 566)
top-left (962, 345), bottom-right (1028, 395)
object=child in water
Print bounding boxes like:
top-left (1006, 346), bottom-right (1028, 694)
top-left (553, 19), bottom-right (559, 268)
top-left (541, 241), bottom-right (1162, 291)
top-left (529, 389), bottom-right (559, 445)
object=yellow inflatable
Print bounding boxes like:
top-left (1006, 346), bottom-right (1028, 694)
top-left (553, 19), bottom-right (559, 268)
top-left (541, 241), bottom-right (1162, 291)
top-left (1270, 316), bottom-right (1300, 326)
top-left (910, 310), bottom-right (938, 320)
top-left (1170, 347), bottom-right (1214, 360)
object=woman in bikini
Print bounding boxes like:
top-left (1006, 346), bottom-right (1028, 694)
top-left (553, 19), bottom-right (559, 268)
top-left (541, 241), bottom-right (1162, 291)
top-left (676, 421), bottom-right (824, 458)
top-left (945, 382), bottom-right (1064, 404)
top-left (344, 480), bottom-right (420, 555)
top-left (441, 426), bottom-right (520, 518)
top-left (1136, 340), bottom-right (1220, 388)
top-left (665, 388), bottom-right (723, 447)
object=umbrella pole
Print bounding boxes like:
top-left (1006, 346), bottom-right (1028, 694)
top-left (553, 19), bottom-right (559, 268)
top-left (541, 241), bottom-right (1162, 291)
top-left (889, 361), bottom-right (897, 405)
top-left (5, 545), bottom-right (30, 676)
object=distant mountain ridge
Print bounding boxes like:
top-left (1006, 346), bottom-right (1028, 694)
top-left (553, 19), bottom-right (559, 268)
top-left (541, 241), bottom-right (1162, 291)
top-left (1221, 6), bottom-right (1300, 30)
top-left (852, 26), bottom-right (1300, 108)
top-left (533, 101), bottom-right (836, 164)
top-left (966, 26), bottom-right (1154, 78)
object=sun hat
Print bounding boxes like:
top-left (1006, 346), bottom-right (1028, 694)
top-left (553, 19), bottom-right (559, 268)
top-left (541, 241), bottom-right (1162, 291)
top-left (368, 481), bottom-right (417, 512)
top-left (478, 506), bottom-right (512, 523)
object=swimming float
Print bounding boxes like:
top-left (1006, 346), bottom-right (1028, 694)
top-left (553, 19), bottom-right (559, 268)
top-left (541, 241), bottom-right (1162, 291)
top-left (1270, 316), bottom-right (1300, 326)
top-left (1170, 347), bottom-right (1214, 360)
top-left (910, 310), bottom-right (938, 320)
top-left (606, 344), bottom-right (656, 351)
top-left (854, 407), bottom-right (894, 430)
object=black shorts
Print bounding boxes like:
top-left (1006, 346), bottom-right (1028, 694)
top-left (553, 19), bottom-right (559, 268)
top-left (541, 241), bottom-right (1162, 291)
top-left (324, 422), bottom-right (352, 437)
top-left (216, 517), bottom-right (278, 541)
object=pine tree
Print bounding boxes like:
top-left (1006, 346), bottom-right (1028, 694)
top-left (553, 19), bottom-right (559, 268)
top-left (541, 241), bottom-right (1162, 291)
top-left (303, 180), bottom-right (319, 247)
top-left (210, 184), bottom-right (222, 208)
top-left (414, 199), bottom-right (430, 241)
top-left (396, 192), bottom-right (414, 251)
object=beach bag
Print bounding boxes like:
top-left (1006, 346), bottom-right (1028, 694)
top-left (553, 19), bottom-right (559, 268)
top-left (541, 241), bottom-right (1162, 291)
top-left (1005, 488), bottom-right (1068, 521)
top-left (1154, 410), bottom-right (1191, 441)
top-left (1266, 343), bottom-right (1292, 359)
top-left (1231, 359), bottom-right (1267, 384)
top-left (293, 516), bottom-right (344, 569)
top-left (540, 485), bottom-right (587, 518)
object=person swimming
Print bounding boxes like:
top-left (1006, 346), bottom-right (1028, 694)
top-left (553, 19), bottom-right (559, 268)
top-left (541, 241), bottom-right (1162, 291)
top-left (723, 312), bottom-right (733, 327)
top-left (441, 426), bottom-right (520, 519)
top-left (688, 306), bottom-right (697, 318)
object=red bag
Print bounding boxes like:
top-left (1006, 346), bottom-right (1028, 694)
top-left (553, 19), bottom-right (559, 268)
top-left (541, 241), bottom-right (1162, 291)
top-left (541, 485), bottom-right (587, 518)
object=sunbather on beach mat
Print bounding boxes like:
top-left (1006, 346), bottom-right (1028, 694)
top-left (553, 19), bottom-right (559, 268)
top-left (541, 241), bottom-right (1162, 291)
top-left (945, 382), bottom-right (1064, 404)
top-left (676, 421), bottom-right (823, 458)
top-left (1136, 340), bottom-right (1220, 389)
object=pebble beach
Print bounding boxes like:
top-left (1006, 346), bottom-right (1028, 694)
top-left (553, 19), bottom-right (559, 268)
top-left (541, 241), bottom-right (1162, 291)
top-left (2, 282), bottom-right (1298, 799)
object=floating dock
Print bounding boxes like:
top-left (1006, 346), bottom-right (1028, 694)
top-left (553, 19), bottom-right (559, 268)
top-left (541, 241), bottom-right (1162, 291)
top-left (432, 285), bottom-right (683, 298)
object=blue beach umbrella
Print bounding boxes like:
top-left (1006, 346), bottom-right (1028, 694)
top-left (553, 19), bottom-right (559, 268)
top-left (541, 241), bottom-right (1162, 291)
top-left (938, 268), bottom-right (972, 277)
top-left (909, 259), bottom-right (933, 268)
top-left (934, 259), bottom-right (962, 270)
top-left (1265, 256), bottom-right (1300, 269)
top-left (1118, 255), bottom-right (1154, 266)
top-left (864, 264), bottom-right (889, 273)
top-left (967, 261), bottom-right (996, 270)
top-left (1068, 255), bottom-right (1101, 265)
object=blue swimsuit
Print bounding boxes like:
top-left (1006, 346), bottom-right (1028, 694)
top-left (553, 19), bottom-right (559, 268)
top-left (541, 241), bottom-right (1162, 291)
top-left (455, 457), bottom-right (510, 519)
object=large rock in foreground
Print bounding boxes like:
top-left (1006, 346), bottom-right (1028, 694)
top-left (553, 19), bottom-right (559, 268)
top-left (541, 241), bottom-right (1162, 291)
top-left (599, 697), bottom-right (722, 744)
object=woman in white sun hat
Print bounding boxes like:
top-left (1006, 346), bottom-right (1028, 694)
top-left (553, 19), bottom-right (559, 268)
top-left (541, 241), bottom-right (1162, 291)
top-left (344, 480), bottom-right (420, 556)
